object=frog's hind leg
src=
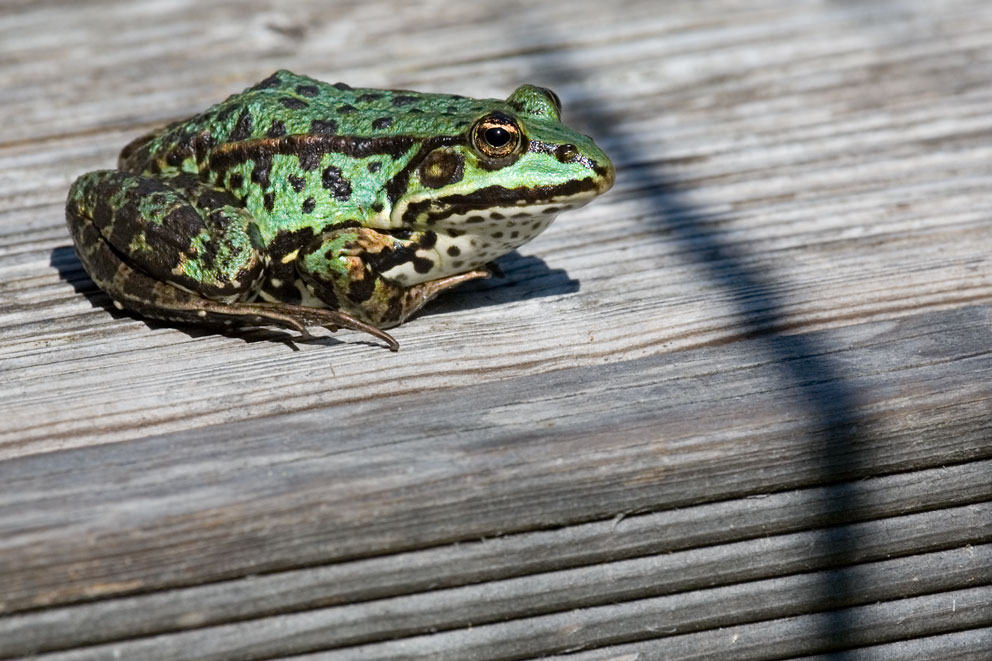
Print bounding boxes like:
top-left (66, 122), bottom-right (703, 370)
top-left (65, 171), bottom-right (399, 350)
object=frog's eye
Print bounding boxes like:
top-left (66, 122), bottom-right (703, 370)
top-left (471, 112), bottom-right (523, 159)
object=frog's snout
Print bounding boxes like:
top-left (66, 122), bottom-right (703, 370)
top-left (579, 137), bottom-right (615, 195)
top-left (594, 158), bottom-right (616, 194)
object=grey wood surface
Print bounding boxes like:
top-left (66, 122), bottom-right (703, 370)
top-left (1, 0), bottom-right (991, 659)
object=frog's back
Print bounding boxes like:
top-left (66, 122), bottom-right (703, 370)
top-left (120, 71), bottom-right (510, 177)
top-left (179, 71), bottom-right (507, 147)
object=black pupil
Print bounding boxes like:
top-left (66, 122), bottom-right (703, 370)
top-left (484, 127), bottom-right (511, 148)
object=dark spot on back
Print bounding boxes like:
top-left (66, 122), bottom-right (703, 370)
top-left (358, 93), bottom-right (382, 102)
top-left (392, 95), bottom-right (416, 106)
top-left (263, 192), bottom-right (275, 211)
top-left (267, 120), bottom-right (286, 138)
top-left (280, 97), bottom-right (308, 110)
top-left (196, 187), bottom-right (240, 211)
top-left (333, 82), bottom-right (352, 91)
top-left (250, 153), bottom-right (272, 187)
top-left (287, 174), bottom-right (306, 192)
top-left (165, 148), bottom-right (185, 167)
top-left (298, 145), bottom-right (323, 171)
top-left (372, 116), bottom-right (393, 130)
top-left (296, 84), bottom-right (319, 97)
top-left (310, 118), bottom-right (338, 134)
top-left (251, 73), bottom-right (282, 90)
top-left (337, 104), bottom-right (356, 114)
top-left (230, 109), bottom-right (253, 141)
top-left (322, 165), bottom-right (352, 200)
top-left (367, 161), bottom-right (382, 173)
top-left (229, 173), bottom-right (244, 189)
top-left (216, 106), bottom-right (236, 123)
top-left (193, 133), bottom-right (216, 162)
top-left (302, 197), bottom-right (316, 214)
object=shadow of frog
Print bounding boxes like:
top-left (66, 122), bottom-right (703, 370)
top-left (50, 245), bottom-right (578, 347)
top-left (424, 251), bottom-right (580, 317)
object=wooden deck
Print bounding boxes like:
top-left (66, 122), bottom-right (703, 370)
top-left (1, 0), bottom-right (991, 658)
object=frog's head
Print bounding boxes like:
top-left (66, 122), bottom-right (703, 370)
top-left (392, 85), bottom-right (614, 253)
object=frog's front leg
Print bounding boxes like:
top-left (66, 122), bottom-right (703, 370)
top-left (66, 171), bottom-right (398, 349)
top-left (298, 227), bottom-right (491, 329)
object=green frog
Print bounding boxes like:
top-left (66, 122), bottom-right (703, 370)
top-left (66, 70), bottom-right (614, 350)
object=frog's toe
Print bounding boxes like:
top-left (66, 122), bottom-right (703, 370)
top-left (315, 312), bottom-right (399, 351)
top-left (262, 305), bottom-right (399, 351)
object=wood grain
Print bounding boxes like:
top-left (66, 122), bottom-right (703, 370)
top-left (1, 0), bottom-right (991, 658)
top-left (3, 457), bottom-right (988, 656)
top-left (542, 590), bottom-right (992, 661)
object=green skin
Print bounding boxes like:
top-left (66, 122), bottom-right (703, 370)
top-left (66, 70), bottom-right (614, 350)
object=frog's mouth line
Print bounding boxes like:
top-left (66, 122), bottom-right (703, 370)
top-left (397, 177), bottom-right (606, 226)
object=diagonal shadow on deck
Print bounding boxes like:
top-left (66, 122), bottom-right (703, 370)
top-left (524, 19), bottom-right (867, 660)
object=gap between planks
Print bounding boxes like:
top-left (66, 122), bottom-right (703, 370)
top-left (61, 551), bottom-right (988, 661)
top-left (2, 458), bottom-right (989, 659)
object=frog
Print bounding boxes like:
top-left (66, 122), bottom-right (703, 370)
top-left (66, 70), bottom-right (614, 350)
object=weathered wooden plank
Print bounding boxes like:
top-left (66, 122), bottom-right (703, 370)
top-left (3, 0), bottom-right (992, 453)
top-left (790, 628), bottom-right (992, 661)
top-left (551, 629), bottom-right (992, 661)
top-left (541, 589), bottom-right (992, 661)
top-left (1, 305), bottom-right (990, 616)
top-left (3, 459), bottom-right (988, 657)
top-left (255, 584), bottom-right (992, 661)
top-left (7, 508), bottom-right (989, 659)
